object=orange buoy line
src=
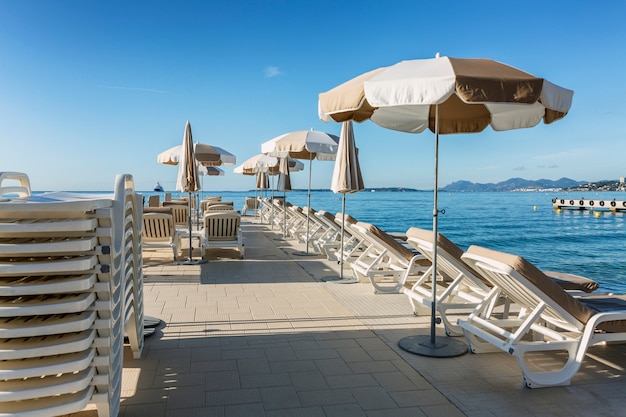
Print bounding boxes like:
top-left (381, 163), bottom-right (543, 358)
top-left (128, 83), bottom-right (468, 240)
top-left (552, 198), bottom-right (626, 212)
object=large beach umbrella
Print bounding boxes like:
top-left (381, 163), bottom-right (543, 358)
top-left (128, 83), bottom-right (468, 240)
top-left (234, 154), bottom-right (304, 227)
top-left (261, 130), bottom-right (339, 254)
top-left (327, 121), bottom-right (364, 283)
top-left (158, 121), bottom-right (236, 264)
top-left (319, 54), bottom-right (573, 357)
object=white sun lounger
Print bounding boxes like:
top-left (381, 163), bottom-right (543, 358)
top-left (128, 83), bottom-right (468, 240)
top-left (0, 172), bottom-right (145, 416)
top-left (459, 245), bottom-right (626, 388)
top-left (347, 221), bottom-right (430, 294)
top-left (203, 211), bottom-right (244, 258)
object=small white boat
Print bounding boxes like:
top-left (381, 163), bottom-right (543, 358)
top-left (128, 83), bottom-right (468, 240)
top-left (153, 182), bottom-right (164, 192)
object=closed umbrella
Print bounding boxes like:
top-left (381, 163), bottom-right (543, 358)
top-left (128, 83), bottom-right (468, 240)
top-left (319, 54), bottom-right (573, 357)
top-left (276, 156), bottom-right (291, 238)
top-left (325, 121), bottom-right (364, 283)
top-left (176, 120), bottom-right (202, 265)
top-left (262, 130), bottom-right (339, 254)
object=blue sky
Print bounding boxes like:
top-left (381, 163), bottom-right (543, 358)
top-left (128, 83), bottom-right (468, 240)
top-left (1, 1), bottom-right (625, 192)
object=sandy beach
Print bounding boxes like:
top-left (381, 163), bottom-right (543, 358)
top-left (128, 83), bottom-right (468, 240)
top-left (64, 215), bottom-right (626, 417)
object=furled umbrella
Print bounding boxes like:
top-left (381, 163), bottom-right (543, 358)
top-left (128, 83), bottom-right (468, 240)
top-left (275, 156), bottom-right (292, 238)
top-left (325, 121), bottom-right (364, 283)
top-left (319, 54), bottom-right (573, 357)
top-left (261, 130), bottom-right (339, 254)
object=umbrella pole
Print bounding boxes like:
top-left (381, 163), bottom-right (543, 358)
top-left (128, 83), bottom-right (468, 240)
top-left (323, 192), bottom-right (357, 284)
top-left (293, 157), bottom-right (318, 256)
top-left (306, 156), bottom-right (312, 252)
top-left (177, 191), bottom-right (207, 265)
top-left (340, 193), bottom-right (345, 279)
top-left (398, 104), bottom-right (466, 357)
top-left (283, 190), bottom-right (287, 238)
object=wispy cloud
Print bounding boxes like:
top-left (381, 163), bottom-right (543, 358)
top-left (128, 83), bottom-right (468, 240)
top-left (97, 85), bottom-right (169, 94)
top-left (533, 148), bottom-right (594, 161)
top-left (264, 66), bottom-right (283, 78)
top-left (537, 164), bottom-right (560, 169)
top-left (513, 166), bottom-right (525, 171)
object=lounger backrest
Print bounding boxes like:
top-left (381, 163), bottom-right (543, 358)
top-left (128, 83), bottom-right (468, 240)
top-left (356, 221), bottom-right (416, 262)
top-left (204, 212), bottom-right (241, 241)
top-left (464, 245), bottom-right (594, 326)
top-left (244, 197), bottom-right (259, 209)
top-left (168, 205), bottom-right (189, 225)
top-left (147, 195), bottom-right (160, 207)
top-left (318, 210), bottom-right (341, 231)
top-left (406, 227), bottom-right (489, 286)
top-left (142, 213), bottom-right (174, 242)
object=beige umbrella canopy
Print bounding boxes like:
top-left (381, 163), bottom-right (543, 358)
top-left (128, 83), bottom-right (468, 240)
top-left (328, 120), bottom-right (364, 282)
top-left (319, 54), bottom-right (573, 357)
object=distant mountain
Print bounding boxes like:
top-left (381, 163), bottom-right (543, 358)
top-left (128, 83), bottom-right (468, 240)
top-left (442, 177), bottom-right (586, 192)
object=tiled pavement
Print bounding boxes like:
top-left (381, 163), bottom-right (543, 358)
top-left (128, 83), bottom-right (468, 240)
top-left (68, 217), bottom-right (626, 417)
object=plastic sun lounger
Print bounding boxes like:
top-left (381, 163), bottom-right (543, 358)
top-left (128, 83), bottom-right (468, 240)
top-left (141, 212), bottom-right (181, 261)
top-left (332, 212), bottom-right (369, 264)
top-left (242, 196), bottom-right (260, 216)
top-left (0, 172), bottom-right (145, 417)
top-left (313, 210), bottom-right (346, 259)
top-left (347, 221), bottom-right (431, 294)
top-left (403, 227), bottom-right (501, 336)
top-left (404, 228), bottom-right (602, 336)
top-left (458, 245), bottom-right (626, 388)
top-left (203, 211), bottom-right (244, 259)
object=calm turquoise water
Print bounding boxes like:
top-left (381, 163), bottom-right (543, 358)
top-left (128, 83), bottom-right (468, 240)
top-left (94, 190), bottom-right (626, 293)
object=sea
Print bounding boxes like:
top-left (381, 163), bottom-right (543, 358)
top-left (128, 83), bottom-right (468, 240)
top-left (131, 188), bottom-right (626, 294)
top-left (41, 189), bottom-right (626, 294)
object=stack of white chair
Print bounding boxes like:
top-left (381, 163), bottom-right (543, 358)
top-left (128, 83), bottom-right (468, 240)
top-left (0, 172), bottom-right (144, 417)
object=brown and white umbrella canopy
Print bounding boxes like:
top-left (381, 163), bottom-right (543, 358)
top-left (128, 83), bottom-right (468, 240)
top-left (319, 55), bottom-right (573, 133)
top-left (318, 54), bottom-right (573, 357)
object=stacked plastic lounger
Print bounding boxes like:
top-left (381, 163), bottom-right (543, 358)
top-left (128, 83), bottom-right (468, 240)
top-left (0, 173), bottom-right (143, 417)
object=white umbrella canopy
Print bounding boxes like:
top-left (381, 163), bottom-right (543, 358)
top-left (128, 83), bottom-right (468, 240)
top-left (262, 129), bottom-right (340, 254)
top-left (319, 54), bottom-right (573, 357)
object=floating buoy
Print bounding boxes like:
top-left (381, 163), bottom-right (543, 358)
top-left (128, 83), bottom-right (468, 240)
top-left (533, 205), bottom-right (537, 211)
top-left (595, 212), bottom-right (601, 218)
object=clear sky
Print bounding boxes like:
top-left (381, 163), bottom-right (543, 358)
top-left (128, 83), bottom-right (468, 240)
top-left (1, 1), bottom-right (625, 192)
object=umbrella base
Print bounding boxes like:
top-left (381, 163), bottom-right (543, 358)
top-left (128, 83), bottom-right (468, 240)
top-left (144, 316), bottom-right (162, 328)
top-left (398, 335), bottom-right (467, 358)
top-left (176, 258), bottom-right (208, 265)
top-left (321, 276), bottom-right (359, 284)
top-left (292, 250), bottom-right (321, 257)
